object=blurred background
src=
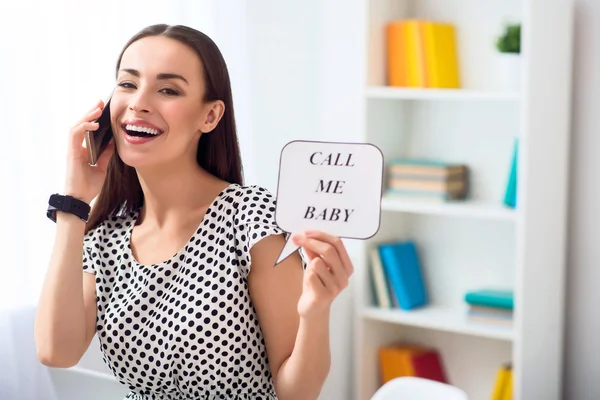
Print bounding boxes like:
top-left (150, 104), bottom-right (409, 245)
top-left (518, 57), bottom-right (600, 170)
top-left (0, 0), bottom-right (597, 399)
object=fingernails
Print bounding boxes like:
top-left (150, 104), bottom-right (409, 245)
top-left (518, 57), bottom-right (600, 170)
top-left (291, 233), bottom-right (305, 243)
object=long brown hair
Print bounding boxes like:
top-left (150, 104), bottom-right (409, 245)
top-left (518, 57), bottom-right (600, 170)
top-left (85, 24), bottom-right (244, 233)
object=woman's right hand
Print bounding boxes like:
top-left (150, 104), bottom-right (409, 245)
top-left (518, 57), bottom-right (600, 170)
top-left (64, 100), bottom-right (115, 204)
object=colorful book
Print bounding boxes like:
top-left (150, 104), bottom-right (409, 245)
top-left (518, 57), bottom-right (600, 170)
top-left (504, 138), bottom-right (518, 208)
top-left (411, 349), bottom-right (448, 383)
top-left (378, 344), bottom-right (448, 385)
top-left (378, 344), bottom-right (423, 383)
top-left (386, 19), bottom-right (460, 88)
top-left (369, 247), bottom-right (393, 308)
top-left (491, 363), bottom-right (513, 400)
top-left (464, 289), bottom-right (514, 310)
top-left (387, 160), bottom-right (468, 179)
top-left (378, 241), bottom-right (428, 310)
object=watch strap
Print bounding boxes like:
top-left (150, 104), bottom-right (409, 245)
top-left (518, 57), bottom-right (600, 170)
top-left (47, 194), bottom-right (91, 223)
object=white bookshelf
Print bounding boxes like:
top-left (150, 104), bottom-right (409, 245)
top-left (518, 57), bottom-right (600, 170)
top-left (353, 1), bottom-right (573, 400)
top-left (362, 306), bottom-right (515, 342)
top-left (366, 86), bottom-right (521, 102)
top-left (381, 196), bottom-right (518, 221)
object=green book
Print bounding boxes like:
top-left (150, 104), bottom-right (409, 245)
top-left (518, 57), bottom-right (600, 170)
top-left (465, 289), bottom-right (514, 310)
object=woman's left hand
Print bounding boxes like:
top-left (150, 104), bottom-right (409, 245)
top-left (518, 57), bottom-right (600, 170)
top-left (291, 230), bottom-right (355, 320)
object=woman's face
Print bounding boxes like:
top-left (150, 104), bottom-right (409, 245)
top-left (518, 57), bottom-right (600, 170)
top-left (110, 35), bottom-right (221, 169)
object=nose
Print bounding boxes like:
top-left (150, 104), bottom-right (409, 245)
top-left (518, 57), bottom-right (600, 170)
top-left (128, 91), bottom-right (153, 114)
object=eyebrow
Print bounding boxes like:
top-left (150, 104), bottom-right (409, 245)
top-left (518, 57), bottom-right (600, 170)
top-left (118, 68), bottom-right (189, 85)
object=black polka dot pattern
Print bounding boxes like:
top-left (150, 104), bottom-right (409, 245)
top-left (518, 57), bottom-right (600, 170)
top-left (82, 184), bottom-right (286, 400)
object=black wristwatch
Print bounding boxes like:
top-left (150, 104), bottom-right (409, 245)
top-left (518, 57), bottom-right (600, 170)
top-left (47, 194), bottom-right (91, 223)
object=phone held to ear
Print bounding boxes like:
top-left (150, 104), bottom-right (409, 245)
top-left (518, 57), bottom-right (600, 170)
top-left (84, 96), bottom-right (113, 166)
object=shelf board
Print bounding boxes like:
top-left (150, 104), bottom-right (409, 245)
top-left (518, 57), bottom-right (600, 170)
top-left (366, 86), bottom-right (521, 101)
top-left (361, 306), bottom-right (514, 342)
top-left (380, 196), bottom-right (517, 221)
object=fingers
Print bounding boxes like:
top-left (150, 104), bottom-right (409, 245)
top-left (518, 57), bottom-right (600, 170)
top-left (293, 233), bottom-right (351, 292)
top-left (73, 102), bottom-right (104, 128)
top-left (306, 257), bottom-right (338, 296)
top-left (305, 230), bottom-right (354, 276)
top-left (79, 121), bottom-right (100, 132)
top-left (293, 235), bottom-right (343, 273)
top-left (292, 232), bottom-right (352, 278)
top-left (69, 121), bottom-right (99, 149)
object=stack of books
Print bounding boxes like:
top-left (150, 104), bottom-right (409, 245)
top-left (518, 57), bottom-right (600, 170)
top-left (385, 159), bottom-right (469, 202)
top-left (386, 19), bottom-right (461, 88)
top-left (378, 343), bottom-right (448, 385)
top-left (369, 240), bottom-right (428, 311)
top-left (464, 289), bottom-right (514, 326)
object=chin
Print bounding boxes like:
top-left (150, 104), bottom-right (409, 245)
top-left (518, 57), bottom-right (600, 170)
top-left (119, 154), bottom-right (157, 170)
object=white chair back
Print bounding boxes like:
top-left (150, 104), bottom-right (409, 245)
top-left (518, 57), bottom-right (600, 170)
top-left (371, 377), bottom-right (469, 400)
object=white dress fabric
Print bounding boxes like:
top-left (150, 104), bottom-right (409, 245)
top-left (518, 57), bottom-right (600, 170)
top-left (82, 184), bottom-right (288, 400)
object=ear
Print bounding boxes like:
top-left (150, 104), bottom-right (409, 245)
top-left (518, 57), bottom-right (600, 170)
top-left (199, 100), bottom-right (225, 133)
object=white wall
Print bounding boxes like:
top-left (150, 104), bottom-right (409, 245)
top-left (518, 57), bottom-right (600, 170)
top-left (564, 1), bottom-right (600, 399)
top-left (246, 1), bottom-right (365, 399)
top-left (245, 0), bottom-right (322, 191)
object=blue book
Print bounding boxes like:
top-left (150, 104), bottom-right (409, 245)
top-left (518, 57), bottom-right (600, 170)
top-left (503, 138), bottom-right (518, 208)
top-left (378, 241), bottom-right (428, 310)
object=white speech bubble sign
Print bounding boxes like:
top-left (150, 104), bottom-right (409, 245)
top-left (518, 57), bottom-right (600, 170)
top-left (274, 140), bottom-right (384, 266)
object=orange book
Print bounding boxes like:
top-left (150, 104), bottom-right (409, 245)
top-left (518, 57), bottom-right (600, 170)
top-left (378, 344), bottom-right (424, 384)
top-left (386, 22), bottom-right (408, 87)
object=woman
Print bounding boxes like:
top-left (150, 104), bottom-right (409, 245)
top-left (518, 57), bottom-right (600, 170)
top-left (35, 24), bottom-right (354, 400)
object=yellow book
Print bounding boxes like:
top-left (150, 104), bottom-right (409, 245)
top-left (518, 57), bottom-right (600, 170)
top-left (490, 364), bottom-right (512, 400)
top-left (503, 368), bottom-right (513, 400)
top-left (439, 23), bottom-right (460, 88)
top-left (421, 21), bottom-right (442, 88)
top-left (403, 20), bottom-right (427, 87)
top-left (421, 22), bottom-right (461, 88)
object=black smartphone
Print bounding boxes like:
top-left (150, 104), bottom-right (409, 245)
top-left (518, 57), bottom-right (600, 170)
top-left (84, 96), bottom-right (113, 166)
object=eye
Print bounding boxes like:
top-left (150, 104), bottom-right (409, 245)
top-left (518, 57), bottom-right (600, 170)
top-left (159, 88), bottom-right (181, 96)
top-left (117, 82), bottom-right (136, 89)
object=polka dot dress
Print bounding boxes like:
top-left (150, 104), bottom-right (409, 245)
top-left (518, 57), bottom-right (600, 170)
top-left (82, 184), bottom-right (288, 400)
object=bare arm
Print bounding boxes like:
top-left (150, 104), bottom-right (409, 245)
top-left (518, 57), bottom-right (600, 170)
top-left (35, 100), bottom-right (114, 367)
top-left (248, 234), bottom-right (331, 400)
top-left (34, 211), bottom-right (98, 368)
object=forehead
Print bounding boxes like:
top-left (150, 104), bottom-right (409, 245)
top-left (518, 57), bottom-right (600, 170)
top-left (119, 36), bottom-right (203, 79)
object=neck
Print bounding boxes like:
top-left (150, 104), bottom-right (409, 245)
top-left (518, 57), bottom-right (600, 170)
top-left (135, 156), bottom-right (229, 228)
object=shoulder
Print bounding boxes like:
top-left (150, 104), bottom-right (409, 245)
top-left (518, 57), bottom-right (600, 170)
top-left (224, 184), bottom-right (279, 225)
top-left (83, 211), bottom-right (136, 250)
top-left (225, 184), bottom-right (277, 205)
top-left (224, 184), bottom-right (286, 256)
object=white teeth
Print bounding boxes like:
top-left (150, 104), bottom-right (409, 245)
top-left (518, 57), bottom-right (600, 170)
top-left (125, 124), bottom-right (161, 135)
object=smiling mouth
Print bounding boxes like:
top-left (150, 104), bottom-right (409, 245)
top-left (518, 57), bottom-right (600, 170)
top-left (122, 124), bottom-right (165, 138)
